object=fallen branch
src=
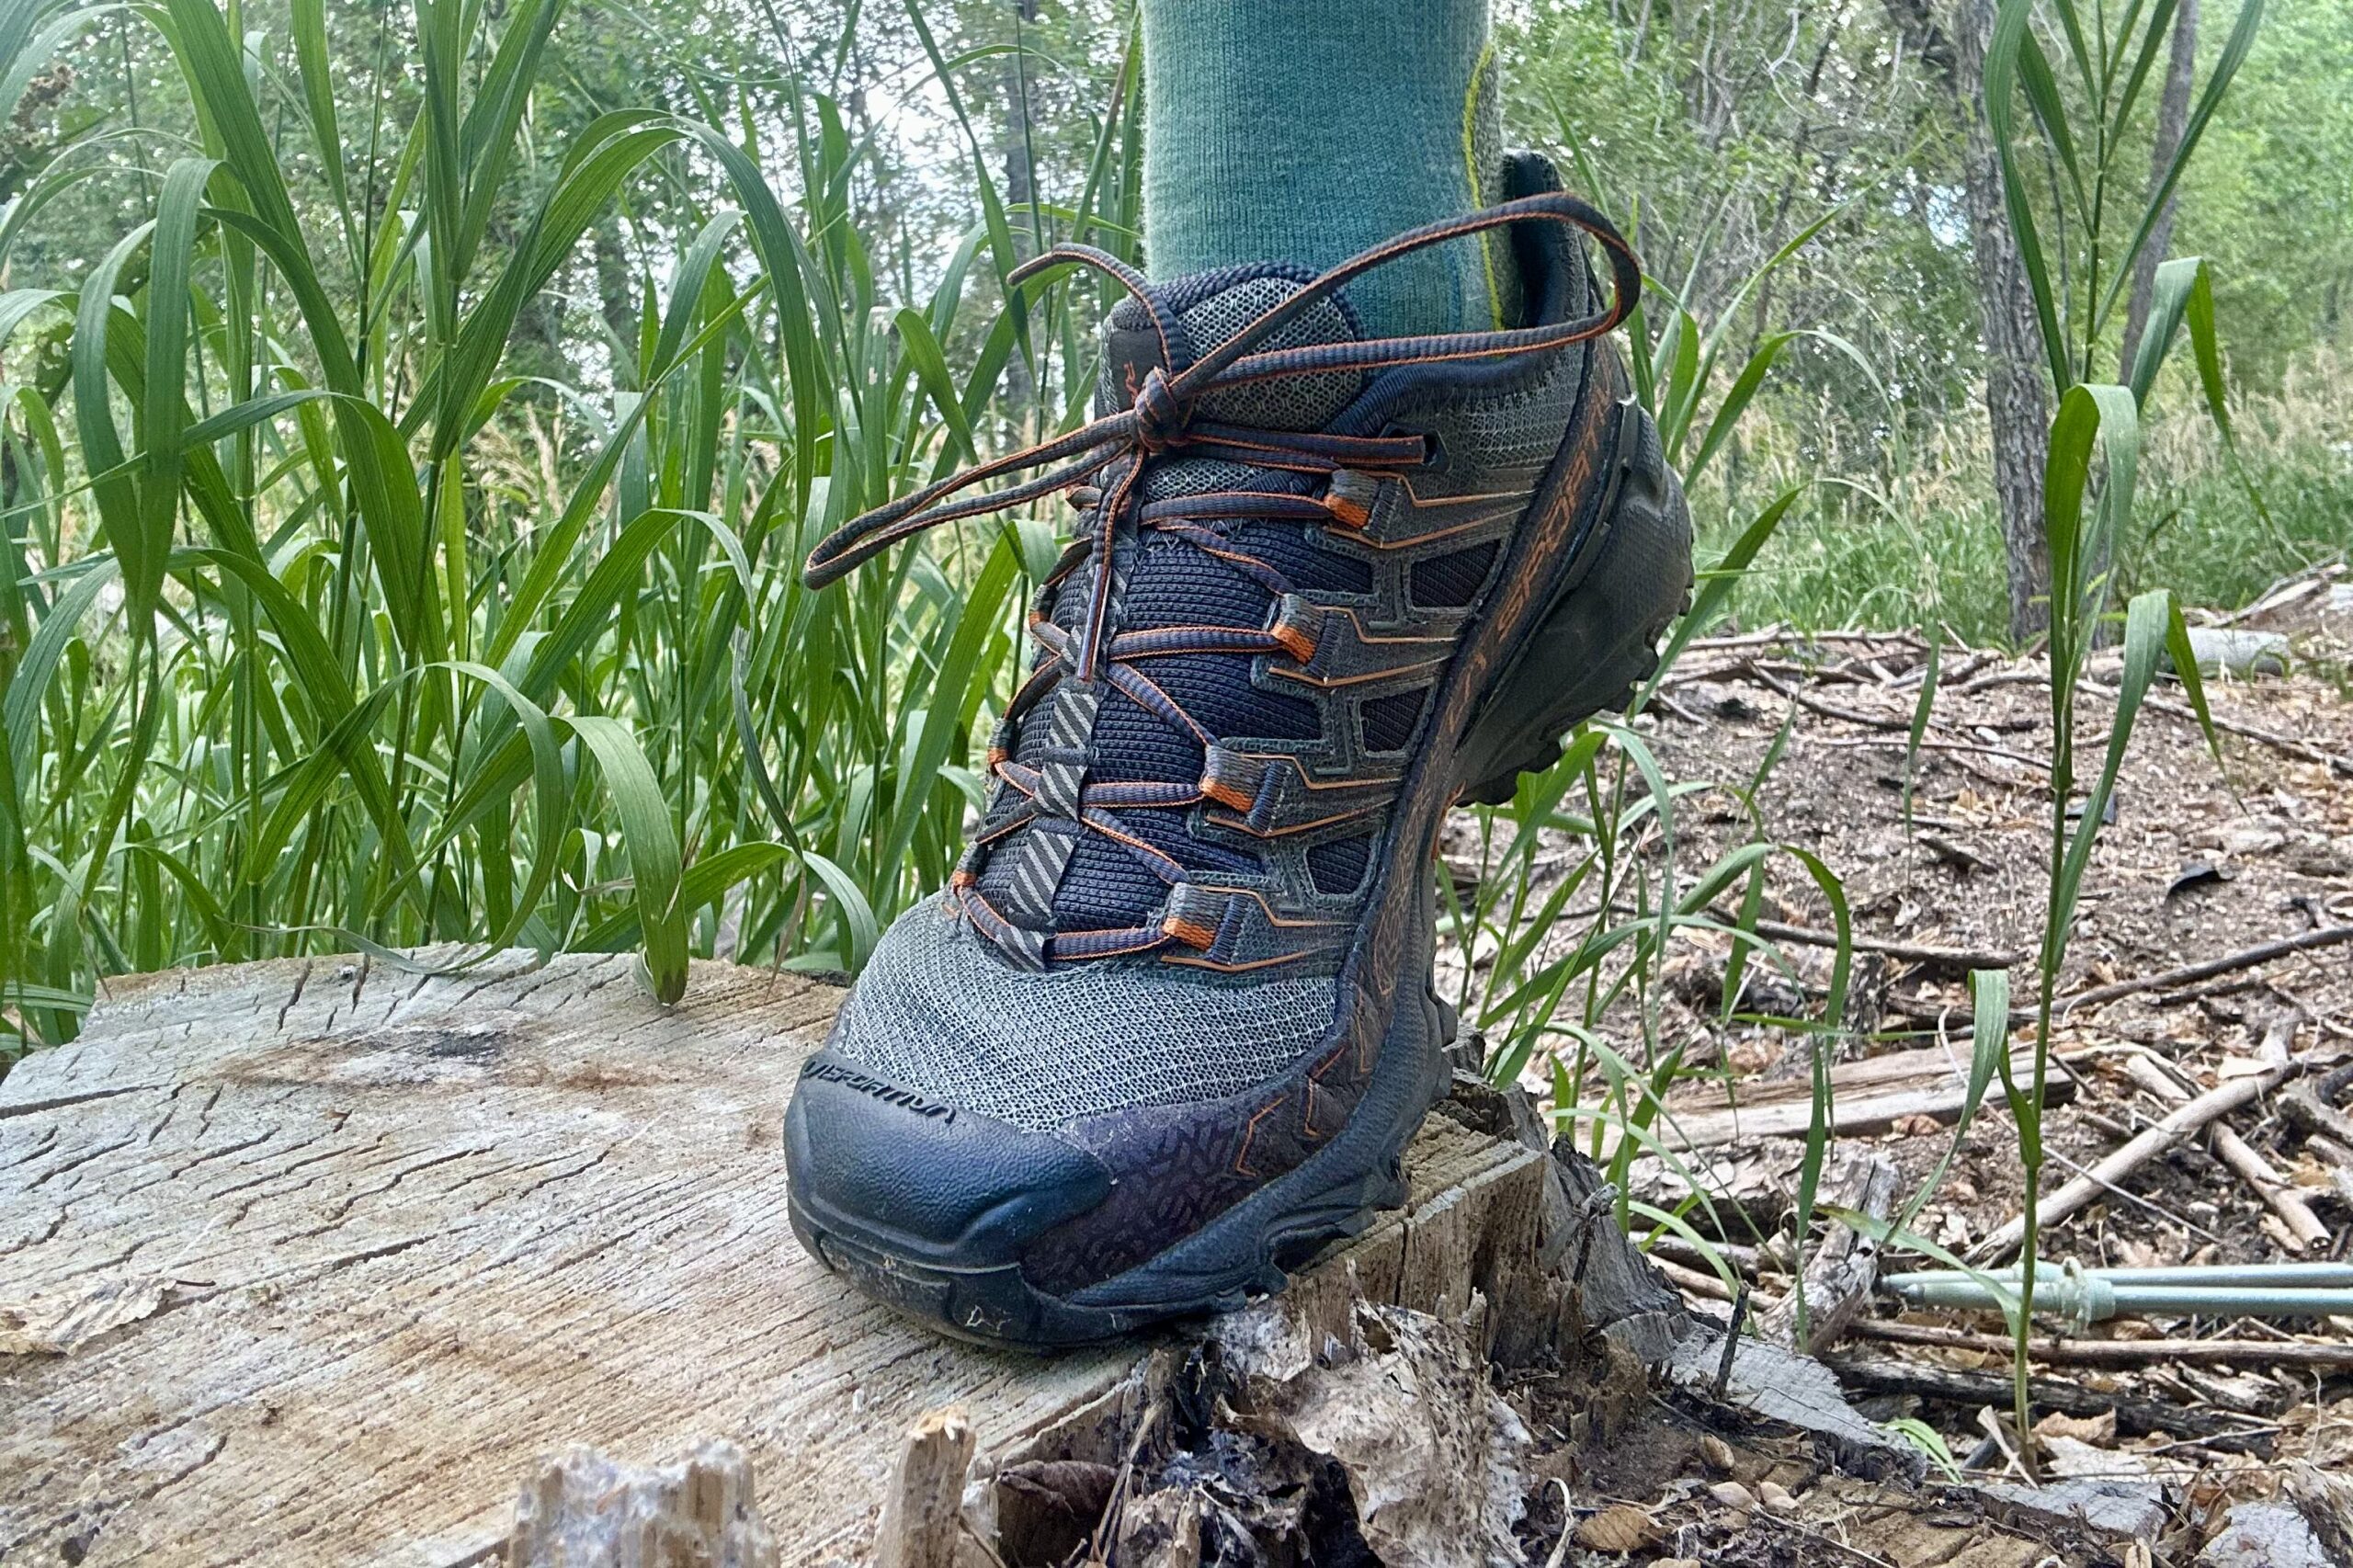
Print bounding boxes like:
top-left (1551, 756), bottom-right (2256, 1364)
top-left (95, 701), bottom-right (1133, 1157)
top-left (1811, 734), bottom-right (2052, 771)
top-left (1686, 627), bottom-right (1934, 654)
top-left (1717, 912), bottom-right (2021, 973)
top-left (2056, 928), bottom-right (2353, 1017)
top-left (1892, 929), bottom-right (2353, 1028)
top-left (2090, 680), bottom-right (2353, 780)
top-left (1824, 1356), bottom-right (2273, 1449)
top-left (1652, 1254), bottom-right (1759, 1306)
top-left (2211, 1124), bottom-right (2333, 1255)
top-left (1850, 1318), bottom-right (2353, 1370)
top-left (1648, 1233), bottom-right (1791, 1280)
top-left (1970, 1027), bottom-right (2304, 1264)
top-left (2280, 1064), bottom-right (2353, 1149)
top-left (1741, 661), bottom-right (1915, 732)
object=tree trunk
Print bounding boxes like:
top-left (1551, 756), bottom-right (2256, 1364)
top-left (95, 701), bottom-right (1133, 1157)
top-left (999, 0), bottom-right (1040, 242)
top-left (0, 949), bottom-right (1803, 1562)
top-left (2119, 0), bottom-right (2200, 381)
top-left (996, 0), bottom-right (1041, 426)
top-left (1949, 0), bottom-right (2055, 642)
top-left (594, 215), bottom-right (639, 387)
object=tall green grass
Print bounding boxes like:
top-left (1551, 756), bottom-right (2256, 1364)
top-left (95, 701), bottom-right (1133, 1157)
top-left (1688, 355), bottom-right (2349, 642)
top-left (0, 0), bottom-right (1142, 1051)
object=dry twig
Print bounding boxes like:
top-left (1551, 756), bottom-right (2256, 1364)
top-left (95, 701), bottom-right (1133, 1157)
top-left (2210, 1123), bottom-right (2332, 1254)
top-left (1969, 1024), bottom-right (2304, 1264)
top-left (1851, 1319), bottom-right (2353, 1370)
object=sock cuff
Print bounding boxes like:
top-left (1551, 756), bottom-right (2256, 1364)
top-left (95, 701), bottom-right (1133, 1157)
top-left (1141, 0), bottom-right (1507, 338)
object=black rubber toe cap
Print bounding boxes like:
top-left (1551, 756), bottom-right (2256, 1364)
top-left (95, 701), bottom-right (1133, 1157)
top-left (784, 1052), bottom-right (1114, 1268)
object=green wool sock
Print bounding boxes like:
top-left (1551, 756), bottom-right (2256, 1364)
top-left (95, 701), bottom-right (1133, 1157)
top-left (1140, 0), bottom-right (1515, 339)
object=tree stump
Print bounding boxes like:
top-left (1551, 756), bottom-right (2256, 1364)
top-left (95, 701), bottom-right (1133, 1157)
top-left (0, 951), bottom-right (1565, 1564)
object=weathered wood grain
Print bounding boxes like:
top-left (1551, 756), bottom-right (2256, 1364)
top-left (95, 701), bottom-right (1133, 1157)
top-left (0, 950), bottom-right (1543, 1567)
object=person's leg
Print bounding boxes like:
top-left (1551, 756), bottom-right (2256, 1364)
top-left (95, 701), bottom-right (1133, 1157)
top-left (1141, 0), bottom-right (1517, 336)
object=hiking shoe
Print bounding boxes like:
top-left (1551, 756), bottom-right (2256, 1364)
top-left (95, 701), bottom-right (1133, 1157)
top-left (783, 153), bottom-right (1691, 1348)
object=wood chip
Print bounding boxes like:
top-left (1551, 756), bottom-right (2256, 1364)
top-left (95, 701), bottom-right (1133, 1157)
top-left (1574, 1504), bottom-right (1658, 1552)
top-left (2034, 1409), bottom-right (2117, 1446)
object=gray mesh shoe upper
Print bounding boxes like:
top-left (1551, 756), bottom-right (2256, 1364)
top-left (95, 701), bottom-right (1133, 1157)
top-left (825, 895), bottom-right (1335, 1131)
top-left (786, 169), bottom-right (1661, 1344)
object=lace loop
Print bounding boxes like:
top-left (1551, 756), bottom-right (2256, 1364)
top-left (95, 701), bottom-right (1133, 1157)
top-left (801, 190), bottom-right (1637, 593)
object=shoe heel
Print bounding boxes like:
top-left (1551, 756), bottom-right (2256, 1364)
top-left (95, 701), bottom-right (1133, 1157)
top-left (1456, 395), bottom-right (1693, 804)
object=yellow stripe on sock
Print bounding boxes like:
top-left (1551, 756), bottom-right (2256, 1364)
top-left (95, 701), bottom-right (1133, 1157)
top-left (1461, 38), bottom-right (1505, 331)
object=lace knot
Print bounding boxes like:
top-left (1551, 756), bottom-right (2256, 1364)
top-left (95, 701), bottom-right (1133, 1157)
top-left (1131, 365), bottom-right (1190, 452)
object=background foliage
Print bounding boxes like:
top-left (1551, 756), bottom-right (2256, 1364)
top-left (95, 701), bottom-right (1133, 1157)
top-left (0, 0), bottom-right (2345, 1052)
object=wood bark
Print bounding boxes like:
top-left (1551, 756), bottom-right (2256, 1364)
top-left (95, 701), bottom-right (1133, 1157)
top-left (1759, 1149), bottom-right (1898, 1355)
top-left (2118, 0), bottom-right (2200, 380)
top-left (1882, 0), bottom-right (2055, 640)
top-left (1948, 0), bottom-right (2055, 641)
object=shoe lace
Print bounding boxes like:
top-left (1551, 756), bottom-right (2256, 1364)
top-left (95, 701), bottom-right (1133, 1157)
top-left (803, 192), bottom-right (1640, 969)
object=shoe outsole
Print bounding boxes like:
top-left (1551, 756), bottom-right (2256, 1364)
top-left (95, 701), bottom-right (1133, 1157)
top-left (787, 388), bottom-right (1695, 1352)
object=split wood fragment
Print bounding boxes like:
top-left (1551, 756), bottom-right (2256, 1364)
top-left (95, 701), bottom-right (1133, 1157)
top-left (875, 1408), bottom-right (975, 1568)
top-left (507, 1440), bottom-right (779, 1568)
top-left (1760, 1150), bottom-right (1898, 1356)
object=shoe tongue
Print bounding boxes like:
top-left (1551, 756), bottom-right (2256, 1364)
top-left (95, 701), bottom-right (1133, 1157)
top-left (1102, 267), bottom-right (1366, 434)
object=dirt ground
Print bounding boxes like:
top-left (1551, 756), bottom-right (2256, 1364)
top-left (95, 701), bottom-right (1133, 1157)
top-left (1438, 563), bottom-right (2353, 1564)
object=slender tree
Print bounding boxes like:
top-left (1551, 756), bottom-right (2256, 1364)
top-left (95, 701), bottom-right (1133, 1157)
top-left (2119, 0), bottom-right (2200, 377)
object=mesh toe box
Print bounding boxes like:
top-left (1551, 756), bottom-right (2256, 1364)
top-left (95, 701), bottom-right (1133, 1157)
top-left (824, 897), bottom-right (1337, 1131)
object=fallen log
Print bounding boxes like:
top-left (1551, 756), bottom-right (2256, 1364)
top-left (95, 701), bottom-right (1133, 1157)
top-left (1626, 1042), bottom-right (2074, 1155)
top-left (0, 949), bottom-right (1904, 1564)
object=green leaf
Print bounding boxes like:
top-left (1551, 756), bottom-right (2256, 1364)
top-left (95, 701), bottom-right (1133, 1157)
top-left (569, 715), bottom-right (687, 1004)
top-left (2097, 0), bottom-right (2268, 331)
top-left (1897, 967), bottom-right (2012, 1234)
top-left (1984, 0), bottom-right (2074, 390)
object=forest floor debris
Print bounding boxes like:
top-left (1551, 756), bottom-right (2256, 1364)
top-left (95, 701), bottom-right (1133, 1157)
top-left (1412, 567), bottom-right (2353, 1564)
